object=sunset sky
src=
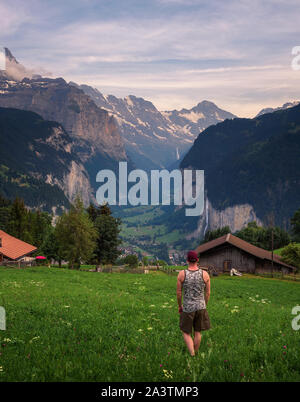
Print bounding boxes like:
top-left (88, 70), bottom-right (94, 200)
top-left (1, 0), bottom-right (300, 117)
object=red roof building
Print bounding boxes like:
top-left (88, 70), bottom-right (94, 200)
top-left (0, 230), bottom-right (37, 262)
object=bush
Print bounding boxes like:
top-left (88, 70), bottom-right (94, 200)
top-left (123, 254), bottom-right (139, 268)
top-left (281, 243), bottom-right (300, 271)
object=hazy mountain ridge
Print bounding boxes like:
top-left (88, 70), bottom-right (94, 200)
top-left (256, 101), bottom-right (300, 117)
top-left (71, 82), bottom-right (236, 170)
top-left (162, 100), bottom-right (236, 136)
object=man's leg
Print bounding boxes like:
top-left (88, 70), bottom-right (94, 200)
top-left (182, 331), bottom-right (195, 356)
top-left (194, 331), bottom-right (202, 353)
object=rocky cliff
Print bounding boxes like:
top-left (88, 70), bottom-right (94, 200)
top-left (186, 198), bottom-right (263, 240)
top-left (0, 107), bottom-right (93, 210)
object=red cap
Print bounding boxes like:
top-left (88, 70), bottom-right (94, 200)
top-left (187, 251), bottom-right (198, 262)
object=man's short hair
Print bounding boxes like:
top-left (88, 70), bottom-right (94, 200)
top-left (187, 250), bottom-right (198, 263)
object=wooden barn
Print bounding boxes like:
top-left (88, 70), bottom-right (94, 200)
top-left (0, 230), bottom-right (37, 266)
top-left (195, 234), bottom-right (296, 275)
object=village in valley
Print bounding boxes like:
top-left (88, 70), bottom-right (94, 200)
top-left (0, 193), bottom-right (299, 278)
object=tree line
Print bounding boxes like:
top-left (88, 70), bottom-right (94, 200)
top-left (0, 194), bottom-right (122, 269)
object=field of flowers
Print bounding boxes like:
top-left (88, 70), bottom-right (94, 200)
top-left (0, 266), bottom-right (299, 382)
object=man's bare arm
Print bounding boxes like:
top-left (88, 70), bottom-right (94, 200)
top-left (177, 271), bottom-right (184, 312)
top-left (203, 270), bottom-right (211, 305)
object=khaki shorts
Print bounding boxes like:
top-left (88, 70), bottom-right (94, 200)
top-left (179, 309), bottom-right (210, 334)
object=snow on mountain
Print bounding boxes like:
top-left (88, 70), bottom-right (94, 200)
top-left (72, 83), bottom-right (236, 170)
top-left (256, 101), bottom-right (300, 117)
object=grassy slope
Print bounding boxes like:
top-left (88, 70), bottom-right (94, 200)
top-left (0, 267), bottom-right (300, 382)
top-left (274, 243), bottom-right (300, 256)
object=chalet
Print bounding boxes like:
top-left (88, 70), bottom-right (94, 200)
top-left (0, 230), bottom-right (37, 265)
top-left (195, 234), bottom-right (296, 275)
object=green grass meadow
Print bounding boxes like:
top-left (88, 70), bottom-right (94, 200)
top-left (0, 266), bottom-right (300, 382)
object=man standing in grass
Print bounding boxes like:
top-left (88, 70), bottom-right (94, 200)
top-left (177, 251), bottom-right (211, 356)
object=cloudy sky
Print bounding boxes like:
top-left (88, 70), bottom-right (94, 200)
top-left (1, 0), bottom-right (300, 116)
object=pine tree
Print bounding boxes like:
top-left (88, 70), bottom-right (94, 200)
top-left (31, 210), bottom-right (52, 249)
top-left (41, 228), bottom-right (62, 265)
top-left (55, 196), bottom-right (97, 269)
top-left (291, 207), bottom-right (300, 242)
top-left (92, 203), bottom-right (122, 265)
top-left (8, 197), bottom-right (29, 241)
top-left (0, 194), bottom-right (12, 231)
top-left (87, 203), bottom-right (99, 223)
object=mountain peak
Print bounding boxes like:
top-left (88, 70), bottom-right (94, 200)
top-left (196, 100), bottom-right (215, 107)
top-left (1, 47), bottom-right (51, 81)
top-left (4, 48), bottom-right (19, 64)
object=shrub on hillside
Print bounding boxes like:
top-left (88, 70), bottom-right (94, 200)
top-left (281, 243), bottom-right (300, 271)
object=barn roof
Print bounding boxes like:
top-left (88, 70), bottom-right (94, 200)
top-left (195, 233), bottom-right (295, 270)
top-left (0, 230), bottom-right (37, 260)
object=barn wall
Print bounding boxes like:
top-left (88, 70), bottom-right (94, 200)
top-left (255, 262), bottom-right (290, 275)
top-left (199, 245), bottom-right (256, 273)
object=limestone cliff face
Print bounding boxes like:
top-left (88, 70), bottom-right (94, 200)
top-left (0, 107), bottom-right (94, 208)
top-left (186, 198), bottom-right (263, 240)
top-left (45, 161), bottom-right (92, 207)
top-left (208, 200), bottom-right (263, 232)
top-left (32, 124), bottom-right (94, 206)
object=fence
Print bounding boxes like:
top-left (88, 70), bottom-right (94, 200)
top-left (1, 260), bottom-right (35, 268)
top-left (253, 271), bottom-right (300, 282)
top-left (94, 265), bottom-right (149, 274)
top-left (160, 266), bottom-right (179, 275)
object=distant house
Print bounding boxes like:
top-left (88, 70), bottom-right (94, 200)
top-left (0, 230), bottom-right (37, 265)
top-left (195, 234), bottom-right (296, 274)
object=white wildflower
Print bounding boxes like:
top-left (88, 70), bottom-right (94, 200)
top-left (29, 336), bottom-right (40, 343)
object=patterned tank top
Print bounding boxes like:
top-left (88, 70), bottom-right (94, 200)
top-left (182, 269), bottom-right (206, 313)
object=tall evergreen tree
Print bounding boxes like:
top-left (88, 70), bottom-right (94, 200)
top-left (291, 207), bottom-right (300, 242)
top-left (7, 197), bottom-right (29, 241)
top-left (31, 210), bottom-right (52, 249)
top-left (87, 203), bottom-right (99, 223)
top-left (92, 203), bottom-right (122, 265)
top-left (55, 196), bottom-right (97, 269)
top-left (41, 227), bottom-right (63, 265)
top-left (0, 194), bottom-right (12, 231)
